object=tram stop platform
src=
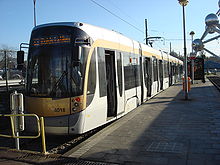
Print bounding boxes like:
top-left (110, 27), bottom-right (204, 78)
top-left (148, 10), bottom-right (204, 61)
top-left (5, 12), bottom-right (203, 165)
top-left (1, 79), bottom-right (220, 165)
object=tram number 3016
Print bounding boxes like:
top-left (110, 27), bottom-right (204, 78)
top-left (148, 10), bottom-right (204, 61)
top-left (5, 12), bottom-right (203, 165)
top-left (54, 108), bottom-right (65, 112)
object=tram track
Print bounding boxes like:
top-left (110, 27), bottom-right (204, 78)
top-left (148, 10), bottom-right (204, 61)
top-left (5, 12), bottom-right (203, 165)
top-left (0, 87), bottom-right (110, 155)
top-left (0, 121), bottom-right (107, 155)
top-left (207, 76), bottom-right (220, 91)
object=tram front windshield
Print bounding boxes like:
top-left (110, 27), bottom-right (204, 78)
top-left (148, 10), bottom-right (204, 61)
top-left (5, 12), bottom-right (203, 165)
top-left (26, 26), bottom-right (89, 98)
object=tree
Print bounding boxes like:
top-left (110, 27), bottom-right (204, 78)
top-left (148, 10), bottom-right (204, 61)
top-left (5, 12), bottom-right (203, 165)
top-left (0, 45), bottom-right (17, 69)
top-left (170, 51), bottom-right (184, 61)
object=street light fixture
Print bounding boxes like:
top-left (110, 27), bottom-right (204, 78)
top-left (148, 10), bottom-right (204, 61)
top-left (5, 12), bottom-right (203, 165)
top-left (178, 0), bottom-right (189, 100)
top-left (178, 0), bottom-right (189, 6)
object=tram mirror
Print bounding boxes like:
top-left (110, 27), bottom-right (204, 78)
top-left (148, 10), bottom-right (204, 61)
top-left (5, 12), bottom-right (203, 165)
top-left (17, 51), bottom-right (24, 64)
top-left (17, 51), bottom-right (24, 70)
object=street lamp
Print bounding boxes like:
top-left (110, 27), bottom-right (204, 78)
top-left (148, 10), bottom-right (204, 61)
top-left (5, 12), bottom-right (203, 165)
top-left (178, 0), bottom-right (189, 100)
top-left (178, 0), bottom-right (189, 6)
top-left (190, 31), bottom-right (195, 84)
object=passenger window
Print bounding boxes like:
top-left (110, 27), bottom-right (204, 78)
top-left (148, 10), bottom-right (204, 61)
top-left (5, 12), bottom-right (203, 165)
top-left (117, 52), bottom-right (123, 96)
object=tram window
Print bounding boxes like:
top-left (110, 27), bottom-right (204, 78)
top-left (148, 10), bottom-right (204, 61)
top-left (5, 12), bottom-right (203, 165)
top-left (164, 61), bottom-right (169, 78)
top-left (153, 57), bottom-right (158, 81)
top-left (143, 57), bottom-right (151, 88)
top-left (134, 54), bottom-right (141, 87)
top-left (124, 52), bottom-right (140, 90)
top-left (87, 51), bottom-right (96, 95)
top-left (124, 52), bottom-right (133, 90)
top-left (159, 60), bottom-right (163, 78)
top-left (117, 52), bottom-right (123, 97)
top-left (97, 47), bottom-right (107, 97)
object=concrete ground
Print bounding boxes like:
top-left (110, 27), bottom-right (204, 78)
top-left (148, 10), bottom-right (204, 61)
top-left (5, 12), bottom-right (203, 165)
top-left (1, 80), bottom-right (220, 165)
top-left (65, 80), bottom-right (220, 165)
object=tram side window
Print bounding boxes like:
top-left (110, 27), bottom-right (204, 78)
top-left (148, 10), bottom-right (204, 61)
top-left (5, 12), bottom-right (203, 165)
top-left (174, 64), bottom-right (177, 75)
top-left (180, 65), bottom-right (183, 74)
top-left (153, 57), bottom-right (158, 81)
top-left (177, 64), bottom-right (180, 76)
top-left (174, 65), bottom-right (176, 75)
top-left (124, 52), bottom-right (134, 90)
top-left (164, 61), bottom-right (169, 78)
top-left (87, 51), bottom-right (96, 96)
top-left (123, 52), bottom-right (140, 90)
top-left (117, 52), bottom-right (123, 97)
top-left (159, 60), bottom-right (163, 77)
top-left (134, 54), bottom-right (141, 87)
top-left (97, 47), bottom-right (107, 97)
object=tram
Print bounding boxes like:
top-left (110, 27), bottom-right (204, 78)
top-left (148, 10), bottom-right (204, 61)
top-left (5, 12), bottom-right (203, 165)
top-left (18, 22), bottom-right (183, 134)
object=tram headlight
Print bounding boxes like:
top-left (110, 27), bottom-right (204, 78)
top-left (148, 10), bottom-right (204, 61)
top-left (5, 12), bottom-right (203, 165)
top-left (72, 107), bottom-right (77, 111)
top-left (74, 102), bottom-right (79, 107)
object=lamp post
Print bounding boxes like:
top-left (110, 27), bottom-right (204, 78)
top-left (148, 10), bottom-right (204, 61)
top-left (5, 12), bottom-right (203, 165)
top-left (178, 0), bottom-right (189, 100)
top-left (190, 31), bottom-right (195, 84)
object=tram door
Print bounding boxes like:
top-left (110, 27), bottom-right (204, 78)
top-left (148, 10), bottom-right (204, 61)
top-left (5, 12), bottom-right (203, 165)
top-left (105, 50), bottom-right (117, 119)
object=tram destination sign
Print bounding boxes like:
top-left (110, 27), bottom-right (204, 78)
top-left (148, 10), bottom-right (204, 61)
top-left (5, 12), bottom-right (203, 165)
top-left (32, 35), bottom-right (71, 46)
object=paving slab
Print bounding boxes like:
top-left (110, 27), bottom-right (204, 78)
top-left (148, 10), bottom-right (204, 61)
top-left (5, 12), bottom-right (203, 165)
top-left (1, 79), bottom-right (220, 165)
top-left (64, 80), bottom-right (220, 165)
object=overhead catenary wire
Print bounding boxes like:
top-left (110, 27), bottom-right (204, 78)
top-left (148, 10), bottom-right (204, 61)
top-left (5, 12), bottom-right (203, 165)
top-left (107, 0), bottom-right (141, 27)
top-left (89, 0), bottom-right (144, 34)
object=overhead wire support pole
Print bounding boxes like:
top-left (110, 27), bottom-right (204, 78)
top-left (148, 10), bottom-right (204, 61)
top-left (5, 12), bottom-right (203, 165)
top-left (33, 0), bottom-right (36, 27)
top-left (145, 19), bottom-right (148, 45)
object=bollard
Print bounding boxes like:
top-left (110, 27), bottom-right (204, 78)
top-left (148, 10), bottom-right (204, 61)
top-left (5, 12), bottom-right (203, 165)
top-left (10, 91), bottom-right (24, 150)
top-left (182, 77), bottom-right (191, 91)
top-left (40, 117), bottom-right (47, 154)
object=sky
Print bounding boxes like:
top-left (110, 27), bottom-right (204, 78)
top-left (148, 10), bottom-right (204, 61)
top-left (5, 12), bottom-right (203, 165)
top-left (0, 0), bottom-right (220, 57)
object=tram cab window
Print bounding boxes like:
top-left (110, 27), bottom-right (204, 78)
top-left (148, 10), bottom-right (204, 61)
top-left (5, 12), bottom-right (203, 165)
top-left (26, 26), bottom-right (93, 98)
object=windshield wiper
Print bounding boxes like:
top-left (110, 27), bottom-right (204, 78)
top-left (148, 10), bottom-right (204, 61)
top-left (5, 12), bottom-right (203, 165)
top-left (50, 71), bottom-right (68, 95)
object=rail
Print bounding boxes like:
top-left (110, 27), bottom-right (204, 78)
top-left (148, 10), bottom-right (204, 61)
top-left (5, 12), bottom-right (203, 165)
top-left (0, 114), bottom-right (47, 154)
top-left (207, 76), bottom-right (220, 91)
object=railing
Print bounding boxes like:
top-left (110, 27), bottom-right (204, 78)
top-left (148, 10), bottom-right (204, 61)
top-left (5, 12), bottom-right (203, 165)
top-left (0, 114), bottom-right (47, 154)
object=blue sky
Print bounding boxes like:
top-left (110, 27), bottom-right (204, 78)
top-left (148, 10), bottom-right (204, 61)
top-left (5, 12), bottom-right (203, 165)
top-left (0, 0), bottom-right (220, 56)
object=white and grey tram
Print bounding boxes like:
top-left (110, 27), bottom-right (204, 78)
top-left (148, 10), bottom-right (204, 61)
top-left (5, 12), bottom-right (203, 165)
top-left (23, 22), bottom-right (183, 134)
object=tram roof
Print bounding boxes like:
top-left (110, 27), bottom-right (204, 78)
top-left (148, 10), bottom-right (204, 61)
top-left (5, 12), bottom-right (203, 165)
top-left (32, 22), bottom-right (182, 64)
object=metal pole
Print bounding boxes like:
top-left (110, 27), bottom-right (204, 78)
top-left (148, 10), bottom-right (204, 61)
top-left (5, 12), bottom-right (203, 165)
top-left (145, 19), bottom-right (148, 45)
top-left (170, 42), bottom-right (172, 54)
top-left (182, 5), bottom-right (189, 100)
top-left (4, 51), bottom-right (9, 93)
top-left (33, 0), bottom-right (36, 27)
top-left (191, 35), bottom-right (194, 84)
